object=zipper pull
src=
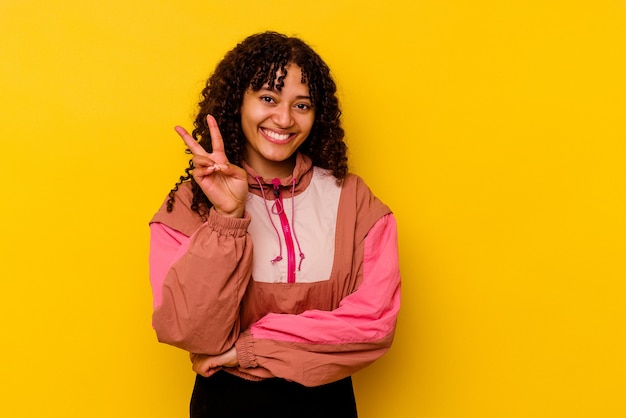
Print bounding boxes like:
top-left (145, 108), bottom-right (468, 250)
top-left (271, 178), bottom-right (283, 214)
top-left (271, 178), bottom-right (281, 197)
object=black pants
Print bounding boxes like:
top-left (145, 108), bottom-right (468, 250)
top-left (190, 371), bottom-right (358, 418)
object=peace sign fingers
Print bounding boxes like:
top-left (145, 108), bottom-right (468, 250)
top-left (174, 115), bottom-right (228, 163)
top-left (174, 125), bottom-right (209, 156)
top-left (205, 114), bottom-right (227, 159)
top-left (174, 123), bottom-right (223, 179)
top-left (172, 116), bottom-right (248, 218)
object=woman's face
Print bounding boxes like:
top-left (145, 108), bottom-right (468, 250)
top-left (240, 64), bottom-right (315, 179)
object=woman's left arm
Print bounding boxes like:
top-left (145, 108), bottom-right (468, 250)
top-left (235, 214), bottom-right (401, 387)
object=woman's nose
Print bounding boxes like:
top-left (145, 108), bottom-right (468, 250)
top-left (272, 104), bottom-right (294, 128)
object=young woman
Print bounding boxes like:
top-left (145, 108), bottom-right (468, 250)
top-left (149, 31), bottom-right (401, 418)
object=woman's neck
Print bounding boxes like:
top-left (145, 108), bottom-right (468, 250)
top-left (244, 155), bottom-right (297, 180)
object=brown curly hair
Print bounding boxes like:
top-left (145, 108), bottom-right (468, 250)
top-left (166, 31), bottom-right (347, 219)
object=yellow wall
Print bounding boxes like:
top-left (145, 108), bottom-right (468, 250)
top-left (1, 1), bottom-right (625, 417)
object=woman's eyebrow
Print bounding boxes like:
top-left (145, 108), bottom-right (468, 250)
top-left (259, 86), bottom-right (311, 101)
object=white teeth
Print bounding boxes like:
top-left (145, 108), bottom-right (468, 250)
top-left (263, 129), bottom-right (290, 141)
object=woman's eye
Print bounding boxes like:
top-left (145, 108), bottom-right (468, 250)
top-left (260, 96), bottom-right (275, 104)
top-left (295, 103), bottom-right (311, 111)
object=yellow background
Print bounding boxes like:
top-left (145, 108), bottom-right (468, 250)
top-left (1, 1), bottom-right (625, 417)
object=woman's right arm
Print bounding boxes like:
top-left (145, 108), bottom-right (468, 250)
top-left (151, 115), bottom-right (250, 354)
top-left (150, 208), bottom-right (253, 355)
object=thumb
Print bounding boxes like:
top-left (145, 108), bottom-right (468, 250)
top-left (217, 163), bottom-right (247, 180)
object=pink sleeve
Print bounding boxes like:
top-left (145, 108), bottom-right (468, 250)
top-left (150, 208), bottom-right (254, 355)
top-left (149, 223), bottom-right (190, 309)
top-left (235, 214), bottom-right (401, 386)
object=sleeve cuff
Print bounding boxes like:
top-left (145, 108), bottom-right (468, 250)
top-left (207, 207), bottom-right (251, 237)
top-left (236, 330), bottom-right (258, 369)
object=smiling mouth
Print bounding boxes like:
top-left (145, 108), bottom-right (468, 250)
top-left (261, 128), bottom-right (292, 142)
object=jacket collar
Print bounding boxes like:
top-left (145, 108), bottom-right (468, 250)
top-left (242, 153), bottom-right (315, 198)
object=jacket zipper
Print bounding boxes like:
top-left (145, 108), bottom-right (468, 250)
top-left (272, 181), bottom-right (296, 283)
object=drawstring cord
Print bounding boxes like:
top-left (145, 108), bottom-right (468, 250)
top-left (255, 176), bottom-right (283, 263)
top-left (254, 177), bottom-right (306, 273)
top-left (290, 179), bottom-right (306, 271)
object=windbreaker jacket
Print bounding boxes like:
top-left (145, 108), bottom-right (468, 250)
top-left (149, 153), bottom-right (401, 387)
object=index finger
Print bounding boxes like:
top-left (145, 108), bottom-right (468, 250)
top-left (174, 125), bottom-right (207, 156)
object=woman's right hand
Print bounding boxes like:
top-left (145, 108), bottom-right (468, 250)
top-left (175, 115), bottom-right (248, 218)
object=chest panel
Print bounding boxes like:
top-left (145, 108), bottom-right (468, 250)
top-left (246, 168), bottom-right (342, 283)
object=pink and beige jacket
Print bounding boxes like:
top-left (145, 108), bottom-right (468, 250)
top-left (149, 154), bottom-right (401, 387)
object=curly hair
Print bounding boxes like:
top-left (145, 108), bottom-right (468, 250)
top-left (166, 31), bottom-right (347, 219)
